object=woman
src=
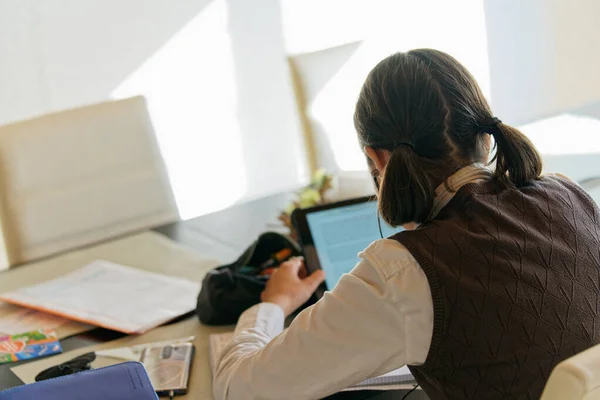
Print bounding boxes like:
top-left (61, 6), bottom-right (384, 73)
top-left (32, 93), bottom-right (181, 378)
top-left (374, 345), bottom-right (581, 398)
top-left (214, 49), bottom-right (600, 400)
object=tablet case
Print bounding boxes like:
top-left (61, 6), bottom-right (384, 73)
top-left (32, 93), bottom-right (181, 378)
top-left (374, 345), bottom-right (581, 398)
top-left (0, 362), bottom-right (159, 400)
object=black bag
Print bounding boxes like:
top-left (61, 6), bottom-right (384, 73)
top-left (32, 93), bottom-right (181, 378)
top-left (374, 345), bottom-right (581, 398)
top-left (196, 232), bottom-right (302, 325)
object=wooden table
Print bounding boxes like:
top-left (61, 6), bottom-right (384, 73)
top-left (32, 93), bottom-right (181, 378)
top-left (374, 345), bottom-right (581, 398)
top-left (0, 192), bottom-right (427, 399)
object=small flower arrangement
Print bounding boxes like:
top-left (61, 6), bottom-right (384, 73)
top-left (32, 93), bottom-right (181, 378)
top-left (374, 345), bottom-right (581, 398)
top-left (278, 169), bottom-right (334, 241)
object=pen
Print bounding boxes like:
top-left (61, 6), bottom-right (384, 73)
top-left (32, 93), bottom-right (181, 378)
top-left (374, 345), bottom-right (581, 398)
top-left (258, 267), bottom-right (276, 277)
top-left (259, 248), bottom-right (293, 270)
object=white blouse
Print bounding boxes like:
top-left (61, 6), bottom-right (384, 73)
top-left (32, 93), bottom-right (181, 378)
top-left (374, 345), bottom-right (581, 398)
top-left (213, 164), bottom-right (493, 400)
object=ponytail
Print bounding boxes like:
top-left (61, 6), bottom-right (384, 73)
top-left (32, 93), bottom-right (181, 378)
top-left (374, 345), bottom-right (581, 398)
top-left (379, 146), bottom-right (435, 226)
top-left (354, 49), bottom-right (544, 226)
top-left (489, 123), bottom-right (542, 187)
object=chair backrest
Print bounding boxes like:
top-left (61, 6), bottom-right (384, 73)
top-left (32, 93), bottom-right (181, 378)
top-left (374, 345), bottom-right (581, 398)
top-left (540, 344), bottom-right (600, 400)
top-left (0, 96), bottom-right (178, 269)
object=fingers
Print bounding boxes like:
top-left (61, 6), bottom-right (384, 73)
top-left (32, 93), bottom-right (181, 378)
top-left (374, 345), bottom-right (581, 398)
top-left (303, 269), bottom-right (326, 292)
top-left (298, 266), bottom-right (308, 279)
top-left (281, 257), bottom-right (303, 274)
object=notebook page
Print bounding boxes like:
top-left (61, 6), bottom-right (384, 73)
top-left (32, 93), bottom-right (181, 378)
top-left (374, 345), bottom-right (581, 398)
top-left (352, 366), bottom-right (414, 386)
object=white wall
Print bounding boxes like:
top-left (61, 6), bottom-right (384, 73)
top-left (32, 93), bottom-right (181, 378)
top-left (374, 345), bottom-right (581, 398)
top-left (485, 0), bottom-right (600, 200)
top-left (0, 0), bottom-right (209, 124)
top-left (5, 0), bottom-right (598, 219)
top-left (285, 0), bottom-right (491, 174)
top-left (0, 0), bottom-right (306, 219)
top-left (485, 0), bottom-right (600, 125)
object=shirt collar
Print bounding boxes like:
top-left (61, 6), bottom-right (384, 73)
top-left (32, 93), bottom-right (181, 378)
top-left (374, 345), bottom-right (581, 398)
top-left (426, 163), bottom-right (493, 222)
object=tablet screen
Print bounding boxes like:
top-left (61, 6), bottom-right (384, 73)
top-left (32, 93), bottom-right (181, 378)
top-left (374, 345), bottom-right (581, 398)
top-left (305, 201), bottom-right (403, 290)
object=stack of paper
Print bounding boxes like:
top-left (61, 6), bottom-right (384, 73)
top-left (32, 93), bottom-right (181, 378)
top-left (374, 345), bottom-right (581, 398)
top-left (0, 260), bottom-right (201, 334)
top-left (0, 231), bottom-right (220, 338)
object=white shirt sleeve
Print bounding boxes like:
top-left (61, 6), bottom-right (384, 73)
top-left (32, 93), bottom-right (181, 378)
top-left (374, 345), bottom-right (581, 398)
top-left (212, 239), bottom-right (434, 400)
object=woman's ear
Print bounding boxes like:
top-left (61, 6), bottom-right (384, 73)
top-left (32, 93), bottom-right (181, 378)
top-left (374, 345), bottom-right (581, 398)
top-left (365, 147), bottom-right (392, 173)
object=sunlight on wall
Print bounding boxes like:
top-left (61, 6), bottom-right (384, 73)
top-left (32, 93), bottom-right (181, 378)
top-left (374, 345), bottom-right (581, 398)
top-left (519, 114), bottom-right (600, 155)
top-left (283, 0), bottom-right (490, 172)
top-left (519, 114), bottom-right (600, 191)
top-left (112, 0), bottom-right (245, 220)
top-left (281, 0), bottom-right (372, 55)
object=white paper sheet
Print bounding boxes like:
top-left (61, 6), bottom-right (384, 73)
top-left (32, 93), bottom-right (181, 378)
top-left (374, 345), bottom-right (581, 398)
top-left (0, 302), bottom-right (68, 335)
top-left (0, 260), bottom-right (201, 334)
top-left (0, 231), bottom-right (219, 339)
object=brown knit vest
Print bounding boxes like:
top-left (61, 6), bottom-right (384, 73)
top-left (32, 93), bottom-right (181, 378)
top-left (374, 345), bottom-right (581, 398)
top-left (391, 176), bottom-right (600, 400)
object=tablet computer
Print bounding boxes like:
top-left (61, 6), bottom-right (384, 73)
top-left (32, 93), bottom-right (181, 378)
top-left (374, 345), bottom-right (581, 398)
top-left (292, 196), bottom-right (403, 297)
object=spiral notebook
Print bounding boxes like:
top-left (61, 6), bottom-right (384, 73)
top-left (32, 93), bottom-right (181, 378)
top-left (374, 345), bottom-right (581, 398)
top-left (208, 332), bottom-right (418, 391)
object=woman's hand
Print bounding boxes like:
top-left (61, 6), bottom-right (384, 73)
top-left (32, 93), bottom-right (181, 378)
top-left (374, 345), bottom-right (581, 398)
top-left (261, 257), bottom-right (326, 317)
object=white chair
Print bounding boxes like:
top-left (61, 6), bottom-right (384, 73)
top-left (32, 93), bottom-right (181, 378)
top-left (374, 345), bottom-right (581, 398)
top-left (0, 96), bottom-right (178, 269)
top-left (289, 42), bottom-right (377, 201)
top-left (540, 344), bottom-right (600, 400)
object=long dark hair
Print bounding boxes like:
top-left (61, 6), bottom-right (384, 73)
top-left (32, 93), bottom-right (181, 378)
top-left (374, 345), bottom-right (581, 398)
top-left (354, 49), bottom-right (542, 227)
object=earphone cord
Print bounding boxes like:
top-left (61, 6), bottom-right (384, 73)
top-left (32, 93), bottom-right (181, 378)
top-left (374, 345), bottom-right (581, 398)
top-left (377, 212), bottom-right (384, 239)
top-left (401, 384), bottom-right (420, 399)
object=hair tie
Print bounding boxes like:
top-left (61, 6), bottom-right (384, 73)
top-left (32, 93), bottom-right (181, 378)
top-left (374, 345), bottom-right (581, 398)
top-left (393, 141), bottom-right (415, 151)
top-left (477, 117), bottom-right (502, 134)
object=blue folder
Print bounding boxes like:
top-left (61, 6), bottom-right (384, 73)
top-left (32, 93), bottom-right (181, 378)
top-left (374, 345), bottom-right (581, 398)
top-left (0, 362), bottom-right (159, 400)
